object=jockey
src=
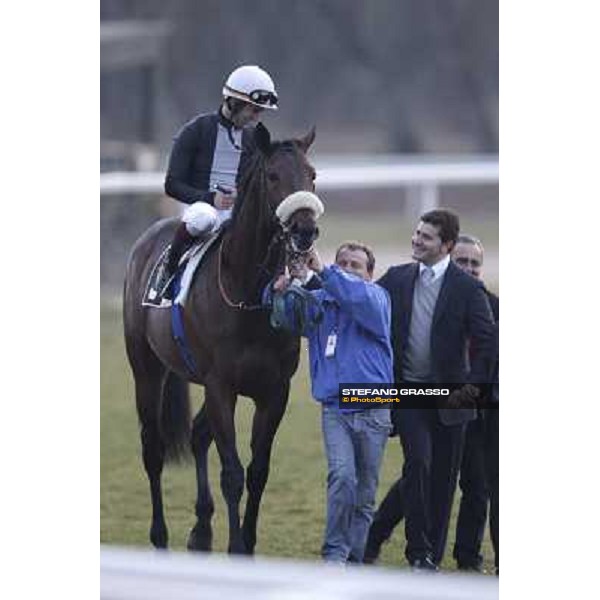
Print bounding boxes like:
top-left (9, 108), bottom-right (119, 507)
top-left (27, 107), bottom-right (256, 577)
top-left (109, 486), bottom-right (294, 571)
top-left (157, 65), bottom-right (279, 295)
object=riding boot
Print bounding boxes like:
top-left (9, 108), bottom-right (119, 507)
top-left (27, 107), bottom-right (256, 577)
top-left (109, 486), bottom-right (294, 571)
top-left (168, 223), bottom-right (196, 274)
top-left (156, 223), bottom-right (196, 299)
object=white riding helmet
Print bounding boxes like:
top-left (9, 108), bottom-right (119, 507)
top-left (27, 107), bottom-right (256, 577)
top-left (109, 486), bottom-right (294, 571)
top-left (223, 65), bottom-right (278, 110)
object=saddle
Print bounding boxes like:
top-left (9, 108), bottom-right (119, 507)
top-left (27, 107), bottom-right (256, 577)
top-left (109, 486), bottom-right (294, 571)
top-left (142, 230), bottom-right (222, 308)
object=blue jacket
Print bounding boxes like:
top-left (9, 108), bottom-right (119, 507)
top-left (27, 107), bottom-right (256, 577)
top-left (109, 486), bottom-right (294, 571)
top-left (267, 266), bottom-right (394, 408)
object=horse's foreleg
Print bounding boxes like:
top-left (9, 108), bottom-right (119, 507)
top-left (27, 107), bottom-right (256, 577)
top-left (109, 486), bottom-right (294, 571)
top-left (187, 403), bottom-right (215, 551)
top-left (205, 381), bottom-right (245, 554)
top-left (242, 382), bottom-right (290, 554)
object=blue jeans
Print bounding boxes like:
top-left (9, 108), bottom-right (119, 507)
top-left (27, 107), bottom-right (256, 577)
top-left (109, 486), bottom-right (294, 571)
top-left (321, 406), bottom-right (391, 562)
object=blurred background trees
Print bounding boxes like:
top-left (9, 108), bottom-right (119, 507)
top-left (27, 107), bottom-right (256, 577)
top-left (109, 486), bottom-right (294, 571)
top-left (101, 0), bottom-right (498, 169)
top-left (100, 1), bottom-right (498, 292)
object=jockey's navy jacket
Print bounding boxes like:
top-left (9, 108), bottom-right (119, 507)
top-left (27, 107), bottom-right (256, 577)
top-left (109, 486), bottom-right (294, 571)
top-left (164, 109), bottom-right (257, 205)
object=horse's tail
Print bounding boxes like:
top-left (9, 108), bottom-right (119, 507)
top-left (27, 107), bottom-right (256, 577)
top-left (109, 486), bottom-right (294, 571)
top-left (161, 372), bottom-right (192, 463)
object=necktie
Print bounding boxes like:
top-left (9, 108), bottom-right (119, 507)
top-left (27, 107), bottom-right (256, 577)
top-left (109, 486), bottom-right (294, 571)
top-left (421, 267), bottom-right (435, 285)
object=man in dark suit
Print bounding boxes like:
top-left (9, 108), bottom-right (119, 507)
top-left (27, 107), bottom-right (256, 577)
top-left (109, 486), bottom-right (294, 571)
top-left (363, 210), bottom-right (495, 570)
top-left (486, 322), bottom-right (499, 575)
top-left (451, 235), bottom-right (499, 573)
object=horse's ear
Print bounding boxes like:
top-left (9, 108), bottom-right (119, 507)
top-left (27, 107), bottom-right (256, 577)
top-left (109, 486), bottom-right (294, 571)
top-left (254, 122), bottom-right (272, 155)
top-left (298, 126), bottom-right (316, 152)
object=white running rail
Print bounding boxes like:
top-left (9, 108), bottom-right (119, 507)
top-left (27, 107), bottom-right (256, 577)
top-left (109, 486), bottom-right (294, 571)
top-left (100, 154), bottom-right (498, 214)
top-left (101, 545), bottom-right (499, 600)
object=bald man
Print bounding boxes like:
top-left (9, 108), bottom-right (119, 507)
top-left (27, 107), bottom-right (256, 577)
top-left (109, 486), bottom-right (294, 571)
top-left (451, 235), bottom-right (499, 573)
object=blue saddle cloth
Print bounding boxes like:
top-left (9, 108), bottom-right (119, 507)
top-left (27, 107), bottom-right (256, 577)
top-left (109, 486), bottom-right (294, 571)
top-left (170, 273), bottom-right (199, 376)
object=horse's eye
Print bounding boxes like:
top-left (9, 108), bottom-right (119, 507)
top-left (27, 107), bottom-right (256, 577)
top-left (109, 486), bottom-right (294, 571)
top-left (267, 172), bottom-right (279, 183)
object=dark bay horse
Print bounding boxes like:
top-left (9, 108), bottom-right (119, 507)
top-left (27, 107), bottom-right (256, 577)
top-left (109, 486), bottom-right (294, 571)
top-left (123, 124), bottom-right (318, 554)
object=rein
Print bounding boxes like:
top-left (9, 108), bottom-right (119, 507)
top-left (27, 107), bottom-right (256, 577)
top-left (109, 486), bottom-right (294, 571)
top-left (256, 222), bottom-right (286, 276)
top-left (216, 221), bottom-right (314, 312)
top-left (217, 238), bottom-right (269, 311)
top-left (216, 145), bottom-right (318, 312)
top-left (215, 155), bottom-right (282, 312)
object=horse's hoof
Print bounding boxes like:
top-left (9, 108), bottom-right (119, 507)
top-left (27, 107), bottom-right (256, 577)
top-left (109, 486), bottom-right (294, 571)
top-left (242, 533), bottom-right (256, 556)
top-left (150, 524), bottom-right (168, 549)
top-left (187, 523), bottom-right (212, 552)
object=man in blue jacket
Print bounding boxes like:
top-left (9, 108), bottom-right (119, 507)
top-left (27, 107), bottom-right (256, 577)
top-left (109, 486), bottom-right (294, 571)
top-left (269, 242), bottom-right (393, 564)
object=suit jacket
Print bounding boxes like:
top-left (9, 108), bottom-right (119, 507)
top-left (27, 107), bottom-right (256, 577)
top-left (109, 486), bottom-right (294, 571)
top-left (485, 289), bottom-right (499, 323)
top-left (378, 261), bottom-right (496, 424)
top-left (485, 290), bottom-right (499, 403)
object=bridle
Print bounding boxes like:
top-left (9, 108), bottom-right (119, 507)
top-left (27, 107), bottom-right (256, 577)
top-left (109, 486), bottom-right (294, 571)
top-left (216, 141), bottom-right (320, 311)
top-left (281, 220), bottom-right (319, 279)
top-left (217, 205), bottom-right (318, 312)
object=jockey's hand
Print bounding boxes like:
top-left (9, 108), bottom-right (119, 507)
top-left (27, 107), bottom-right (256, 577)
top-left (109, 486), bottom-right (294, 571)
top-left (214, 189), bottom-right (236, 210)
top-left (273, 274), bottom-right (291, 293)
top-left (306, 249), bottom-right (324, 274)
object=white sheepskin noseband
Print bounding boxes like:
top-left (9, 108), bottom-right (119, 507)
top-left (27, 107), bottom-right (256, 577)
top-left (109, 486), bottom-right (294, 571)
top-left (275, 191), bottom-right (324, 224)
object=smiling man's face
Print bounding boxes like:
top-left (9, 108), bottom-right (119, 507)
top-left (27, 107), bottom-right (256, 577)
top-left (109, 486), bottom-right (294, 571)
top-left (411, 221), bottom-right (452, 266)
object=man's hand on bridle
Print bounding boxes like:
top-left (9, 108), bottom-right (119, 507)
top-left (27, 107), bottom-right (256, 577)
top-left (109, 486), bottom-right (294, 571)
top-left (288, 261), bottom-right (309, 281)
top-left (273, 274), bottom-right (291, 293)
top-left (306, 249), bottom-right (324, 274)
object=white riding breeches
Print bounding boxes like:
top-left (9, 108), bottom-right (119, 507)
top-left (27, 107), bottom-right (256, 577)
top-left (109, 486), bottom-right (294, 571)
top-left (181, 202), bottom-right (219, 236)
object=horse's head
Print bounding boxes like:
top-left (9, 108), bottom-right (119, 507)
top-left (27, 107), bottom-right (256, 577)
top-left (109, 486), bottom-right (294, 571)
top-left (254, 123), bottom-right (322, 251)
top-left (254, 122), bottom-right (317, 207)
top-left (228, 124), bottom-right (323, 297)
top-left (275, 192), bottom-right (324, 253)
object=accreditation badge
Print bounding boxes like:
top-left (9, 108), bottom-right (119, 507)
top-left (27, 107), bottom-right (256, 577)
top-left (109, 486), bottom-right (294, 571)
top-left (325, 332), bottom-right (337, 358)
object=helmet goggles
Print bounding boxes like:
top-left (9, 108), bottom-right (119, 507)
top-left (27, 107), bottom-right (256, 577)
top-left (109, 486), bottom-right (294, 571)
top-left (248, 89), bottom-right (278, 107)
top-left (224, 84), bottom-right (278, 109)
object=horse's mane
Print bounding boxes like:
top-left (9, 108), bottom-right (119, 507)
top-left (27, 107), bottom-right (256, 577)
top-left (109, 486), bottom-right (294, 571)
top-left (230, 140), bottom-right (299, 225)
top-left (230, 153), bottom-right (265, 225)
top-left (226, 139), bottom-right (302, 300)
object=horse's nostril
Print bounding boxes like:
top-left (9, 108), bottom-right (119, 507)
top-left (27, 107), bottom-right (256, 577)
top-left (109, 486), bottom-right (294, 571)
top-left (290, 225), bottom-right (319, 253)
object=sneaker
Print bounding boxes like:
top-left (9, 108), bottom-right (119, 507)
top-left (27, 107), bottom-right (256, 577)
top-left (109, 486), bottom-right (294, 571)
top-left (363, 537), bottom-right (382, 565)
top-left (410, 556), bottom-right (439, 572)
top-left (363, 523), bottom-right (388, 565)
top-left (457, 562), bottom-right (487, 574)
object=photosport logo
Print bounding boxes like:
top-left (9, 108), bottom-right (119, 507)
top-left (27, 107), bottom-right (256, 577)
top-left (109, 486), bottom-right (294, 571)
top-left (338, 383), bottom-right (494, 409)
